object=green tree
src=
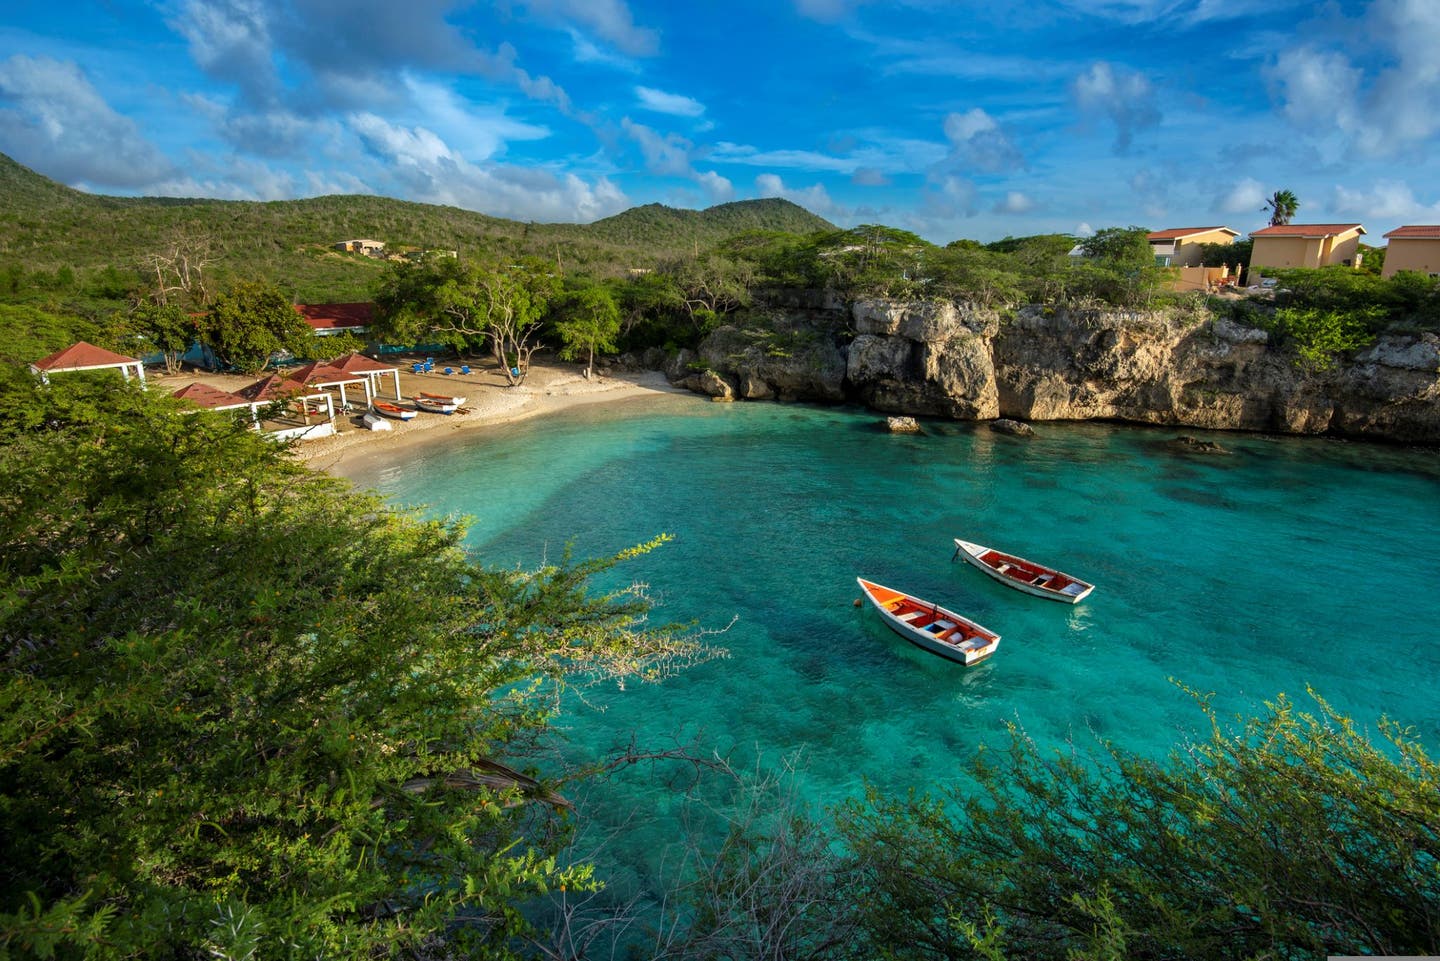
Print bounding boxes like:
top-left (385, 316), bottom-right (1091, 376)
top-left (554, 286), bottom-right (622, 377)
top-left (1268, 305), bottom-right (1381, 369)
top-left (373, 257), bottom-right (557, 385)
top-left (125, 301), bottom-right (195, 373)
top-left (836, 690), bottom-right (1440, 960)
top-left (1266, 188), bottom-right (1300, 227)
top-left (0, 376), bottom-right (711, 959)
top-left (199, 280), bottom-right (317, 373)
top-left (1080, 226), bottom-right (1154, 267)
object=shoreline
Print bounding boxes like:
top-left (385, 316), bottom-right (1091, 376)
top-left (152, 359), bottom-right (694, 481)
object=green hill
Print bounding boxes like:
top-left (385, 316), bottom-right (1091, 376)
top-left (0, 154), bottom-right (834, 302)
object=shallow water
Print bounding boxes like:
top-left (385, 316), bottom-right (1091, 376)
top-left (349, 396), bottom-right (1440, 912)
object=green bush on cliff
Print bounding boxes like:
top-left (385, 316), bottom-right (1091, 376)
top-left (1267, 305), bottom-right (1380, 370)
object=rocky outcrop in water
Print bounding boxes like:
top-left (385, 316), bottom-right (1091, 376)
top-left (661, 295), bottom-right (1440, 444)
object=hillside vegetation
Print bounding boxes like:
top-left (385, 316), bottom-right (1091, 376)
top-left (0, 153), bottom-right (832, 303)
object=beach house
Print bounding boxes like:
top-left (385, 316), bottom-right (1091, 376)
top-left (1248, 224), bottom-right (1367, 272)
top-left (1146, 227), bottom-right (1238, 267)
top-left (1380, 226), bottom-right (1440, 278)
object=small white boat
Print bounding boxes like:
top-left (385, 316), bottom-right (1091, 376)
top-left (856, 578), bottom-right (1000, 666)
top-left (362, 411), bottom-right (392, 431)
top-left (372, 401), bottom-right (416, 421)
top-left (952, 539), bottom-right (1094, 604)
top-left (413, 392), bottom-right (465, 414)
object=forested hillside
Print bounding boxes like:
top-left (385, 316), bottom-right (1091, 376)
top-left (0, 153), bottom-right (832, 303)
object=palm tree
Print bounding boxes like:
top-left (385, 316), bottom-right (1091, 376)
top-left (1265, 189), bottom-right (1299, 227)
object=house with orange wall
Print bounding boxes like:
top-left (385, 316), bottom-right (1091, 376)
top-left (1380, 226), bottom-right (1440, 278)
top-left (1146, 227), bottom-right (1238, 267)
top-left (1248, 224), bottom-right (1366, 273)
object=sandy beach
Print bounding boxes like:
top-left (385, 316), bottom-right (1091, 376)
top-left (153, 358), bottom-right (693, 479)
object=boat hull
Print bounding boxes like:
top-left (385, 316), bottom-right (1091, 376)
top-left (372, 403), bottom-right (416, 421)
top-left (856, 577), bottom-right (1000, 666)
top-left (413, 397), bottom-right (460, 414)
top-left (953, 539), bottom-right (1094, 603)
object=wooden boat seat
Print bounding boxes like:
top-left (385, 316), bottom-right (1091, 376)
top-left (897, 610), bottom-right (925, 623)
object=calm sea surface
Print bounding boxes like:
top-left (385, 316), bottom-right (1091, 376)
top-left (345, 394), bottom-right (1440, 911)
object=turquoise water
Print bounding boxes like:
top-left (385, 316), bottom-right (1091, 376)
top-left (347, 395), bottom-right (1440, 909)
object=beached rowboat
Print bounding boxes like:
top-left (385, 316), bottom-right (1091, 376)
top-left (372, 400), bottom-right (417, 421)
top-left (856, 578), bottom-right (1001, 666)
top-left (413, 392), bottom-right (465, 414)
top-left (952, 538), bottom-right (1094, 603)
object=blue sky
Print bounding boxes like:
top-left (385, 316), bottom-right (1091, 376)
top-left (1, 0), bottom-right (1438, 243)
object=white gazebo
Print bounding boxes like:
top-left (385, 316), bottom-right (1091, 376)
top-left (31, 342), bottom-right (147, 386)
top-left (285, 361), bottom-right (373, 410)
top-left (330, 352), bottom-right (403, 401)
top-left (172, 382), bottom-right (262, 427)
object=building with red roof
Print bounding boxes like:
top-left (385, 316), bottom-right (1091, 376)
top-left (296, 303), bottom-right (372, 337)
top-left (1249, 224), bottom-right (1366, 272)
top-left (330, 352), bottom-right (403, 400)
top-left (30, 341), bottom-right (146, 386)
top-left (1380, 226), bottom-right (1440, 278)
top-left (1145, 227), bottom-right (1238, 267)
top-left (171, 382), bottom-right (254, 411)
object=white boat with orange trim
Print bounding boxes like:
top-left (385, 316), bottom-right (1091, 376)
top-left (952, 538), bottom-right (1094, 604)
top-left (413, 391), bottom-right (465, 414)
top-left (856, 578), bottom-right (1000, 666)
top-left (372, 400), bottom-right (417, 421)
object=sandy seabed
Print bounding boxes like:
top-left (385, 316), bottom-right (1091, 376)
top-left (153, 358), bottom-right (693, 480)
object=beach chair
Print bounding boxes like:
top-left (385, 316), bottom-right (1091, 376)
top-left (460, 365), bottom-right (471, 375)
top-left (443, 367), bottom-right (453, 375)
top-left (411, 363), bottom-right (425, 374)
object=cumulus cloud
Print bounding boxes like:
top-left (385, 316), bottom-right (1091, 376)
top-left (1216, 177), bottom-right (1267, 215)
top-left (923, 175), bottom-right (978, 218)
top-left (754, 172), bottom-right (842, 218)
top-left (696, 170), bottom-right (734, 202)
top-left (620, 117), bottom-right (695, 176)
top-left (350, 111), bottom-right (628, 221)
top-left (169, 0), bottom-right (280, 103)
top-left (0, 55), bottom-right (174, 188)
top-left (1072, 61), bottom-right (1161, 153)
top-left (1332, 180), bottom-right (1440, 220)
top-left (942, 108), bottom-right (1025, 173)
top-left (1075, 222), bottom-right (1095, 237)
top-left (635, 85), bottom-right (705, 118)
top-left (993, 191), bottom-right (1035, 214)
top-left (513, 0), bottom-right (659, 56)
top-left (852, 166), bottom-right (890, 186)
top-left (1266, 0), bottom-right (1440, 158)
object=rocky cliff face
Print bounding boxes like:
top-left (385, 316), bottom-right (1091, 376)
top-left (664, 297), bottom-right (1440, 444)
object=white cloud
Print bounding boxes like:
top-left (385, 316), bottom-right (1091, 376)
top-left (696, 170), bottom-right (734, 202)
top-left (1266, 0), bottom-right (1440, 158)
top-left (0, 55), bottom-right (173, 188)
top-left (1075, 222), bottom-right (1095, 237)
top-left (710, 138), bottom-right (945, 175)
top-left (635, 85), bottom-right (705, 118)
top-left (515, 0), bottom-right (659, 56)
top-left (621, 117), bottom-right (694, 176)
top-left (793, 0), bottom-right (865, 22)
top-left (852, 167), bottom-right (890, 186)
top-left (1216, 177), bottom-right (1267, 215)
top-left (993, 191), bottom-right (1035, 214)
top-left (170, 0), bottom-right (278, 102)
top-left (942, 107), bottom-right (1024, 173)
top-left (924, 175), bottom-right (978, 218)
top-left (348, 111), bottom-right (628, 221)
top-left (1072, 61), bottom-right (1161, 153)
top-left (1332, 181), bottom-right (1440, 221)
top-left (754, 172), bottom-right (842, 218)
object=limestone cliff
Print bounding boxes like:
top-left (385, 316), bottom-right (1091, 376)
top-left (661, 297), bottom-right (1440, 444)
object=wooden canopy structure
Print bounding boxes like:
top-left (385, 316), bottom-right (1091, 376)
top-left (329, 352), bottom-right (403, 400)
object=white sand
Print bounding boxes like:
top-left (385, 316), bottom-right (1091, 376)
top-left (153, 358), bottom-right (692, 479)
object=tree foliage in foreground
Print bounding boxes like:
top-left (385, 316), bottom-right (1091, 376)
top-left (0, 377), bottom-right (710, 959)
top-left (836, 690), bottom-right (1440, 960)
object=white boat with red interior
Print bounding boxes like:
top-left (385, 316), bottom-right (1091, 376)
top-left (413, 391), bottom-right (465, 414)
top-left (856, 577), bottom-right (1000, 666)
top-left (952, 538), bottom-right (1094, 604)
top-left (372, 400), bottom-right (417, 421)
